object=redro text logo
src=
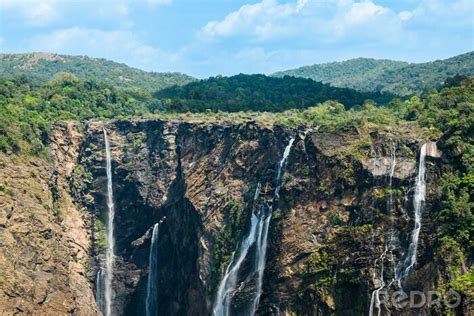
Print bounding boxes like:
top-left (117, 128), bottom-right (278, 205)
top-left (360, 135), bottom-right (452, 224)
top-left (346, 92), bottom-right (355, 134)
top-left (377, 290), bottom-right (462, 310)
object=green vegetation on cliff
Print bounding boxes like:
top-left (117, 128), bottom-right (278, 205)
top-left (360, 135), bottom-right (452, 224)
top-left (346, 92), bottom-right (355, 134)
top-left (292, 77), bottom-right (474, 314)
top-left (1, 72), bottom-right (473, 164)
top-left (0, 53), bottom-right (196, 91)
top-left (0, 73), bottom-right (156, 155)
top-left (211, 200), bottom-right (245, 289)
top-left (273, 52), bottom-right (474, 96)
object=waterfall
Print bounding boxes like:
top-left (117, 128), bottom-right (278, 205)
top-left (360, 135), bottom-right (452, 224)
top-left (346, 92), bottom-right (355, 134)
top-left (95, 267), bottom-right (105, 313)
top-left (369, 143), bottom-right (396, 316)
top-left (213, 212), bottom-right (260, 316)
top-left (146, 223), bottom-right (160, 316)
top-left (103, 128), bottom-right (115, 316)
top-left (401, 143), bottom-right (427, 278)
top-left (250, 137), bottom-right (294, 315)
top-left (213, 137), bottom-right (294, 316)
top-left (393, 143), bottom-right (427, 287)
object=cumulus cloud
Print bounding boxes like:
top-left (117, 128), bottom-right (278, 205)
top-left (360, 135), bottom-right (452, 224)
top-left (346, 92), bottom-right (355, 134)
top-left (199, 0), bottom-right (308, 40)
top-left (199, 0), bottom-right (402, 41)
top-left (189, 0), bottom-right (473, 75)
top-left (28, 27), bottom-right (182, 71)
top-left (198, 0), bottom-right (472, 44)
top-left (0, 0), bottom-right (60, 26)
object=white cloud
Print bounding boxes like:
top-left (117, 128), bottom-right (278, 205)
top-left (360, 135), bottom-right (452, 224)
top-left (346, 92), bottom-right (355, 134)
top-left (0, 0), bottom-right (60, 26)
top-left (200, 0), bottom-right (308, 40)
top-left (327, 1), bottom-right (404, 39)
top-left (403, 0), bottom-right (473, 26)
top-left (198, 0), bottom-right (472, 44)
top-left (28, 27), bottom-right (181, 72)
top-left (198, 0), bottom-right (406, 43)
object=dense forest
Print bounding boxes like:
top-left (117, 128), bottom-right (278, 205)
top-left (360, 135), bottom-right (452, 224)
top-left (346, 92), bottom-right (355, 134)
top-left (154, 74), bottom-right (392, 112)
top-left (273, 52), bottom-right (474, 96)
top-left (0, 53), bottom-right (196, 91)
top-left (0, 73), bottom-right (156, 155)
top-left (1, 69), bottom-right (472, 167)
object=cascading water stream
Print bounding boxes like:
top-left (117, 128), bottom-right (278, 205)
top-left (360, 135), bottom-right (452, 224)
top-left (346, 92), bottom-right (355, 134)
top-left (95, 267), bottom-right (105, 313)
top-left (370, 143), bottom-right (428, 315)
top-left (391, 143), bottom-right (427, 289)
top-left (399, 143), bottom-right (427, 281)
top-left (146, 223), bottom-right (161, 316)
top-left (369, 143), bottom-right (397, 316)
top-left (250, 137), bottom-right (294, 316)
top-left (213, 212), bottom-right (260, 316)
top-left (213, 137), bottom-right (294, 316)
top-left (103, 128), bottom-right (115, 316)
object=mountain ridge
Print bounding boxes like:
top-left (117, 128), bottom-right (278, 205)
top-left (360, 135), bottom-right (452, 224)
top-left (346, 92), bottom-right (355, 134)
top-left (0, 52), bottom-right (197, 91)
top-left (272, 51), bottom-right (474, 96)
top-left (2, 51), bottom-right (473, 96)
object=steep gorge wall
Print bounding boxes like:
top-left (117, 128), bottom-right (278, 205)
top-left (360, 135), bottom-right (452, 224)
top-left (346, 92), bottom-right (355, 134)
top-left (72, 119), bottom-right (453, 315)
top-left (1, 118), bottom-right (470, 315)
top-left (0, 122), bottom-right (98, 315)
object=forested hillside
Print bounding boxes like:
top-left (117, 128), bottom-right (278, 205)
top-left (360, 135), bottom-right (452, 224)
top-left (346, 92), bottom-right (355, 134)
top-left (0, 73), bottom-right (156, 155)
top-left (154, 74), bottom-right (392, 112)
top-left (2, 67), bottom-right (472, 162)
top-left (0, 53), bottom-right (196, 91)
top-left (273, 51), bottom-right (474, 96)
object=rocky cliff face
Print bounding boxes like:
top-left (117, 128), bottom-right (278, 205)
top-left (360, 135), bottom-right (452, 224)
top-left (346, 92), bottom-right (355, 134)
top-left (1, 118), bottom-right (471, 315)
top-left (0, 122), bottom-right (98, 315)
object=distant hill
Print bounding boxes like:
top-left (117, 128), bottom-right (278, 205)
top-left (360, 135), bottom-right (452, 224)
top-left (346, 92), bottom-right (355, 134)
top-left (272, 52), bottom-right (474, 96)
top-left (0, 52), bottom-right (196, 91)
top-left (154, 73), bottom-right (392, 112)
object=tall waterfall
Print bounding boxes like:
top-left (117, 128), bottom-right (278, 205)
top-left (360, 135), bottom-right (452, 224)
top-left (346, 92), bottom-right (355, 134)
top-left (146, 223), bottom-right (160, 316)
top-left (213, 212), bottom-right (260, 316)
top-left (369, 143), bottom-right (397, 316)
top-left (250, 137), bottom-right (294, 315)
top-left (213, 138), bottom-right (294, 316)
top-left (402, 143), bottom-right (427, 278)
top-left (392, 143), bottom-right (427, 287)
top-left (103, 129), bottom-right (115, 316)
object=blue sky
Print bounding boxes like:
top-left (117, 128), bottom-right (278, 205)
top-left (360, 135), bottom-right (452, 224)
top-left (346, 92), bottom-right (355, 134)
top-left (0, 0), bottom-right (473, 78)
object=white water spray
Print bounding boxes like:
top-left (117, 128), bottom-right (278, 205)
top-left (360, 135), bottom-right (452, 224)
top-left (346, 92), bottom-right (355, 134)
top-left (369, 143), bottom-right (397, 316)
top-left (250, 137), bottom-right (294, 315)
top-left (401, 143), bottom-right (427, 279)
top-left (103, 129), bottom-right (115, 316)
top-left (213, 137), bottom-right (294, 316)
top-left (146, 223), bottom-right (161, 316)
top-left (95, 267), bottom-right (105, 313)
top-left (213, 212), bottom-right (259, 316)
